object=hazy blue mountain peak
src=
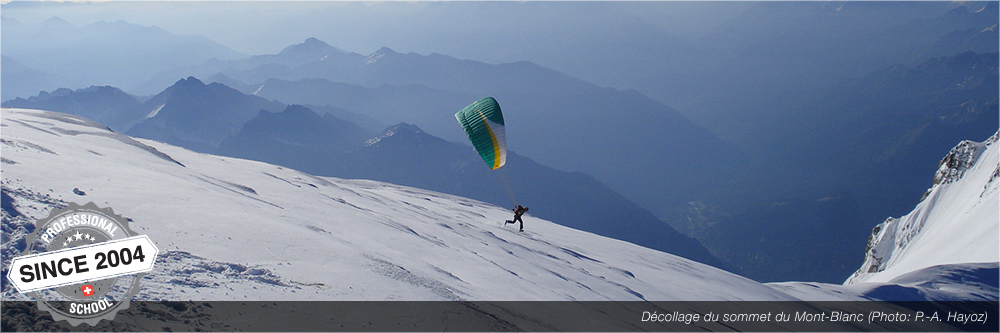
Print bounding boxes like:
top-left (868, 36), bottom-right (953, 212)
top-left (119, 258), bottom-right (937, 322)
top-left (44, 87), bottom-right (74, 98)
top-left (374, 46), bottom-right (399, 55)
top-left (366, 122), bottom-right (426, 146)
top-left (157, 76), bottom-right (211, 97)
top-left (279, 103), bottom-right (316, 116)
top-left (1, 16), bottom-right (23, 25)
top-left (279, 37), bottom-right (343, 57)
top-left (384, 122), bottom-right (424, 134)
top-left (43, 16), bottom-right (71, 26)
top-left (366, 47), bottom-right (402, 64)
top-left (176, 76), bottom-right (206, 86)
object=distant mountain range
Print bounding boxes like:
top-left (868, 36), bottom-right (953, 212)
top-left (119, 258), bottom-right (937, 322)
top-left (2, 85), bottom-right (144, 132)
top-left (652, 1), bottom-right (998, 121)
top-left (692, 51), bottom-right (999, 283)
top-left (0, 16), bottom-right (244, 101)
top-left (127, 77), bottom-right (285, 153)
top-left (116, 36), bottom-right (749, 230)
top-left (215, 104), bottom-right (374, 174)
top-left (2, 2), bottom-right (995, 283)
top-left (219, 107), bottom-right (721, 267)
top-left (207, 38), bottom-right (749, 222)
top-left (3, 77), bottom-right (723, 268)
top-left (6, 47), bottom-right (997, 284)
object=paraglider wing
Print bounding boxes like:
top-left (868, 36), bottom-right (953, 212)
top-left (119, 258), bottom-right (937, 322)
top-left (455, 97), bottom-right (507, 170)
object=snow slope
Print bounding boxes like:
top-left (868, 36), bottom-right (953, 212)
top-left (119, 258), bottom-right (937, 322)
top-left (1, 108), bottom-right (792, 302)
top-left (772, 262), bottom-right (998, 302)
top-left (2, 107), bottom-right (995, 324)
top-left (847, 131), bottom-right (999, 284)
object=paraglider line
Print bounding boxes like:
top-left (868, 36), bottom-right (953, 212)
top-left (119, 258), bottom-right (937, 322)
top-left (492, 165), bottom-right (518, 207)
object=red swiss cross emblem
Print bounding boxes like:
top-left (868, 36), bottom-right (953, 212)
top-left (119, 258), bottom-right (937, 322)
top-left (81, 284), bottom-right (95, 297)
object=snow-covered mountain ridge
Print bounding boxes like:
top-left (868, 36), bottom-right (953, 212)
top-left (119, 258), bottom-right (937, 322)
top-left (0, 108), bottom-right (788, 302)
top-left (933, 133), bottom-right (997, 187)
top-left (847, 131), bottom-right (999, 284)
top-left (1, 108), bottom-right (995, 307)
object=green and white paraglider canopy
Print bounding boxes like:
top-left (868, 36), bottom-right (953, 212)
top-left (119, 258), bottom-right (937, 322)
top-left (455, 97), bottom-right (507, 170)
top-left (455, 97), bottom-right (518, 205)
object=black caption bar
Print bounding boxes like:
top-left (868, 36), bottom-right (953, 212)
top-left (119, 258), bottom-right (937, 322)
top-left (2, 301), bottom-right (997, 332)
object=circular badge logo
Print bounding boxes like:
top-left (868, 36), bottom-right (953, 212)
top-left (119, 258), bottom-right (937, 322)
top-left (6, 202), bottom-right (159, 326)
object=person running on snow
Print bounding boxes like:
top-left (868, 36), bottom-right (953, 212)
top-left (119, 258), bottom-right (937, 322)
top-left (506, 205), bottom-right (529, 232)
